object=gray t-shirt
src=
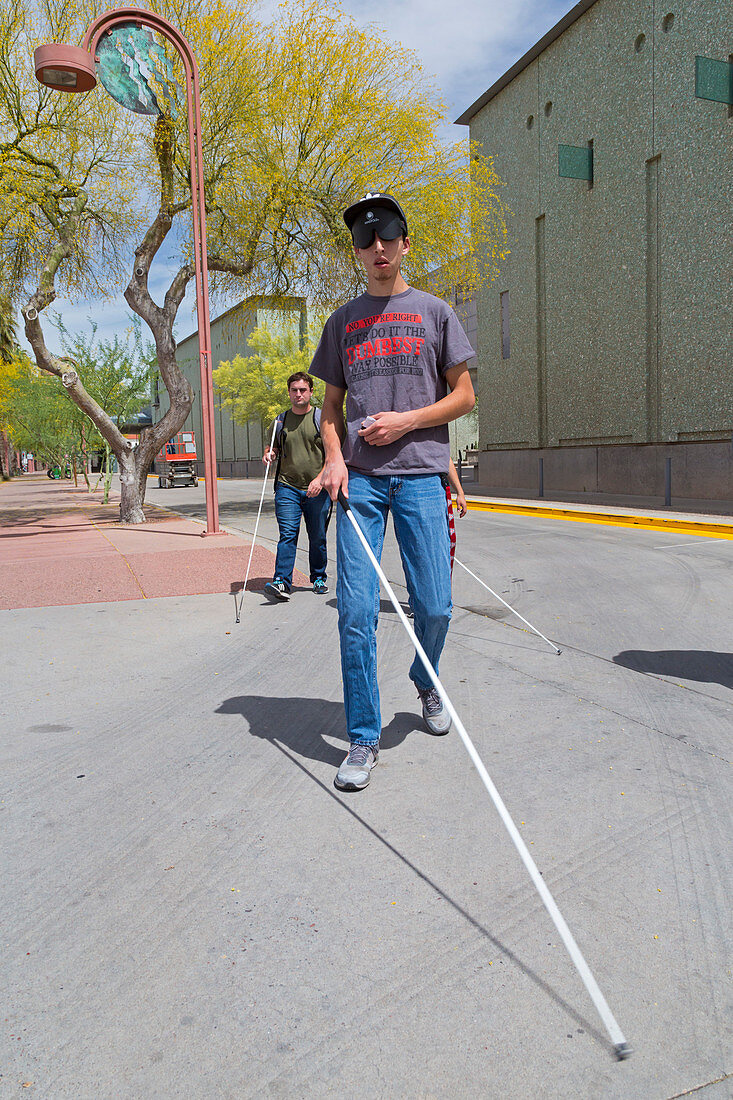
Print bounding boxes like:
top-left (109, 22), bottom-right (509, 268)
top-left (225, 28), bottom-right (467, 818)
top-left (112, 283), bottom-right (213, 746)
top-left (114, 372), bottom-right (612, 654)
top-left (309, 287), bottom-right (474, 476)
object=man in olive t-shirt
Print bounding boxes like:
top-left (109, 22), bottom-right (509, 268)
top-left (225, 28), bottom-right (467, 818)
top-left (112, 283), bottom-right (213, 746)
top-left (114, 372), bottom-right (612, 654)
top-left (262, 372), bottom-right (331, 602)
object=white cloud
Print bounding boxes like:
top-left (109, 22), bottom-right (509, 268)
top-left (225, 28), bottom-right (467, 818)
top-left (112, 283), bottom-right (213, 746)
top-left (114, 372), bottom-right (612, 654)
top-left (252, 0), bottom-right (574, 135)
top-left (322, 0), bottom-right (572, 138)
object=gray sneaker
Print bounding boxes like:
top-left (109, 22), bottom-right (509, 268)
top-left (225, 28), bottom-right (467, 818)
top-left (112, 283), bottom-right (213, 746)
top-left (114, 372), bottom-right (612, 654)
top-left (334, 743), bottom-right (379, 791)
top-left (417, 686), bottom-right (451, 735)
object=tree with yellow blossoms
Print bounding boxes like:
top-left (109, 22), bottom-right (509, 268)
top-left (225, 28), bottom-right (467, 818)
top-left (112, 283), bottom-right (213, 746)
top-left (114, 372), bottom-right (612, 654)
top-left (1, 0), bottom-right (509, 522)
top-left (215, 321), bottom-right (325, 431)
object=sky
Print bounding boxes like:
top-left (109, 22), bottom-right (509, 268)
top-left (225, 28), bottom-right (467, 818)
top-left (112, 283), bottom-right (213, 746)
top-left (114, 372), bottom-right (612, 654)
top-left (20, 0), bottom-right (573, 354)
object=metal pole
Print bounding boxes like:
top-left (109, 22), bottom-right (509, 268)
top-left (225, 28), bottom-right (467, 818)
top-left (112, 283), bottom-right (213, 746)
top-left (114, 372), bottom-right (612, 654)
top-left (85, 9), bottom-right (221, 534)
top-left (187, 53), bottom-right (220, 535)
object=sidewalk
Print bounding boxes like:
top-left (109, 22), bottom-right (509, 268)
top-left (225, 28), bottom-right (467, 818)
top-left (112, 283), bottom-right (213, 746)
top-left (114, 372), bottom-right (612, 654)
top-left (0, 473), bottom-right (307, 610)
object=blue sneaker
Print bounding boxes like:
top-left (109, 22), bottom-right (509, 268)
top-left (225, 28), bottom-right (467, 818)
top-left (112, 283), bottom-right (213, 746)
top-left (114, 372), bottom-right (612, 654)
top-left (264, 580), bottom-right (290, 602)
top-left (313, 578), bottom-right (328, 594)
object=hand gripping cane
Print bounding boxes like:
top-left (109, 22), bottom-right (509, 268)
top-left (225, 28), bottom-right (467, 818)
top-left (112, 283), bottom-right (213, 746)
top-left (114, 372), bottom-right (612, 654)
top-left (337, 490), bottom-right (631, 1060)
top-left (235, 419), bottom-right (278, 623)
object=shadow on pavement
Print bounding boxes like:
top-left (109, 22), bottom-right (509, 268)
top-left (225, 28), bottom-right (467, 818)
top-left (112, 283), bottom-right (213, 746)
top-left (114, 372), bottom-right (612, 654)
top-left (156, 499), bottom-right (270, 520)
top-left (216, 694), bottom-right (418, 766)
top-left (325, 597), bottom-right (412, 616)
top-left (229, 577), bottom-right (269, 596)
top-left (613, 649), bottom-right (733, 689)
top-left (215, 712), bottom-right (612, 1055)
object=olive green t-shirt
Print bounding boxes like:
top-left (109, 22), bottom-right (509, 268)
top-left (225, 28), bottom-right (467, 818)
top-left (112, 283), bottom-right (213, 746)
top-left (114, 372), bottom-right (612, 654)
top-left (274, 408), bottom-right (324, 490)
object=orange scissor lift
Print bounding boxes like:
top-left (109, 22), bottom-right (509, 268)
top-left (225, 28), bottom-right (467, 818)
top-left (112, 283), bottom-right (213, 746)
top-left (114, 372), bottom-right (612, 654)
top-left (156, 431), bottom-right (199, 488)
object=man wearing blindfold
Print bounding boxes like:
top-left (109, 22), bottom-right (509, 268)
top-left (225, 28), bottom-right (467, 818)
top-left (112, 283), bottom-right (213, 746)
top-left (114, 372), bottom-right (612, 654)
top-left (309, 192), bottom-right (476, 792)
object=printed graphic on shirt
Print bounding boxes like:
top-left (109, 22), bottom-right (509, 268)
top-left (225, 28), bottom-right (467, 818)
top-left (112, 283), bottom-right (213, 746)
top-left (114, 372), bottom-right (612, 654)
top-left (309, 288), bottom-right (475, 477)
top-left (344, 312), bottom-right (426, 380)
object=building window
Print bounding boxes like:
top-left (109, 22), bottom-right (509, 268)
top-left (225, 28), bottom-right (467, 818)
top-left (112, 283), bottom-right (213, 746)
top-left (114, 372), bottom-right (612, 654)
top-left (695, 56), bottom-right (733, 105)
top-left (500, 291), bottom-right (510, 359)
top-left (454, 283), bottom-right (470, 306)
top-left (558, 142), bottom-right (594, 186)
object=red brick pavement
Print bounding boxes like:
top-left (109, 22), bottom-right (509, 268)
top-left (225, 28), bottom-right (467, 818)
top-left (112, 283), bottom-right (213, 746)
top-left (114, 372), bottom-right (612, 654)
top-left (0, 474), bottom-right (305, 610)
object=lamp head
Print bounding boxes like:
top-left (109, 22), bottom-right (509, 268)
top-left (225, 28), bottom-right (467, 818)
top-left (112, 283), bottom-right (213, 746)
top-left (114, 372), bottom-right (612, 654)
top-left (34, 44), bottom-right (97, 93)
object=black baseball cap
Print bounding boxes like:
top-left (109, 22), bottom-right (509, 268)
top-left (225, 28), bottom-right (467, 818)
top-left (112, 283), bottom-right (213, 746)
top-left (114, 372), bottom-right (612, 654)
top-left (343, 192), bottom-right (409, 249)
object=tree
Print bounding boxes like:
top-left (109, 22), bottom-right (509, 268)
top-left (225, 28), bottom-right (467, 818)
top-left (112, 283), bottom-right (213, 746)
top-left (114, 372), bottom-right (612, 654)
top-left (0, 291), bottom-right (16, 363)
top-left (52, 315), bottom-right (154, 497)
top-left (2, 0), bottom-right (509, 522)
top-left (0, 352), bottom-right (78, 469)
top-left (0, 317), bottom-right (153, 494)
top-left (0, 292), bottom-right (19, 477)
top-left (214, 321), bottom-right (324, 430)
top-left (1, 0), bottom-right (152, 510)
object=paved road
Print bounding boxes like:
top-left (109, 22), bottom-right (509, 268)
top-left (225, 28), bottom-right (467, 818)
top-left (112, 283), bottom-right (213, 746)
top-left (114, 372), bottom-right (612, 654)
top-left (2, 476), bottom-right (731, 1098)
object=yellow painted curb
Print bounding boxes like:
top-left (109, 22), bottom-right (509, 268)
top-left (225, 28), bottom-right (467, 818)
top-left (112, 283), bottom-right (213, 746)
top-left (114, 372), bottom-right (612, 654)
top-left (465, 499), bottom-right (733, 540)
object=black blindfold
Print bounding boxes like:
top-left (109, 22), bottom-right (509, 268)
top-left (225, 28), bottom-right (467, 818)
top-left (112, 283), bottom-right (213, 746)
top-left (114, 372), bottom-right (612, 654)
top-left (351, 209), bottom-right (406, 249)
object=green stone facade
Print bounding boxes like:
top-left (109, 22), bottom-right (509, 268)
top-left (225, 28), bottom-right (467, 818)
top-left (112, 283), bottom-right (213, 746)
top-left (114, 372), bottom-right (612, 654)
top-left (459, 0), bottom-right (732, 500)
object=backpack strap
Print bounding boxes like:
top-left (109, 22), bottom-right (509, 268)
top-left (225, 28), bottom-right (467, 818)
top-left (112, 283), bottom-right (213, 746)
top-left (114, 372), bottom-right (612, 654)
top-left (273, 410), bottom-right (287, 445)
top-left (272, 410), bottom-right (287, 489)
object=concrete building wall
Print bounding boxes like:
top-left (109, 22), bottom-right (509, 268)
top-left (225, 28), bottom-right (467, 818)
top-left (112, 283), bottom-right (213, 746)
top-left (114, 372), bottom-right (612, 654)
top-left (420, 270), bottom-right (480, 459)
top-left (466, 0), bottom-right (733, 499)
top-left (654, 1), bottom-right (733, 442)
top-left (474, 60), bottom-right (543, 448)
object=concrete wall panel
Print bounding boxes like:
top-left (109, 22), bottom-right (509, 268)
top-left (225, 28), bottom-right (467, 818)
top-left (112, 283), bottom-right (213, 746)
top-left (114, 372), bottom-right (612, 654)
top-left (473, 59), bottom-right (541, 448)
top-left (654, 1), bottom-right (733, 440)
top-left (537, 0), bottom-right (654, 446)
top-left (468, 0), bottom-right (733, 501)
top-left (478, 440), bottom-right (733, 500)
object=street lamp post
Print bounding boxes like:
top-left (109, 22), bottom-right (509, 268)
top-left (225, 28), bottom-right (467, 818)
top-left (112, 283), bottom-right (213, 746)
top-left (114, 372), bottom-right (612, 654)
top-left (34, 8), bottom-right (222, 535)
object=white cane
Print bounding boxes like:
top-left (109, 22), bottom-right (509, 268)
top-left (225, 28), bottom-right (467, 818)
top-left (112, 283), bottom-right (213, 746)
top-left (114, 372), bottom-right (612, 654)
top-left (337, 490), bottom-right (631, 1059)
top-left (454, 557), bottom-right (562, 655)
top-left (236, 419), bottom-right (278, 623)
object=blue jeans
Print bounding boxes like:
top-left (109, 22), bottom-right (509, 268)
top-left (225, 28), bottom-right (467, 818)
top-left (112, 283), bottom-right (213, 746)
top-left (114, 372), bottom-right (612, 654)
top-left (273, 482), bottom-right (331, 588)
top-left (336, 472), bottom-right (452, 746)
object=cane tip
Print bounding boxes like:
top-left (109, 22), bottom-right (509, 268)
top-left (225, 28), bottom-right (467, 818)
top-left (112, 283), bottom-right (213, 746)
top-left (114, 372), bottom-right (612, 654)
top-left (613, 1042), bottom-right (632, 1060)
